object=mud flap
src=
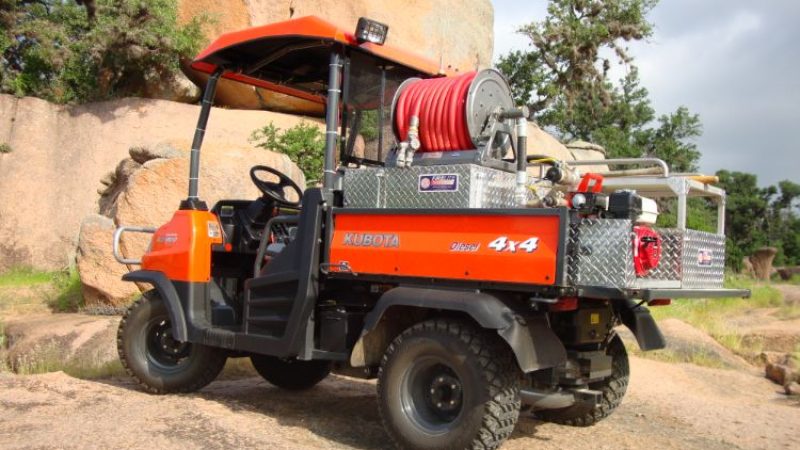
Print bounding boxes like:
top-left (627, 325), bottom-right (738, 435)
top-left (616, 298), bottom-right (666, 350)
top-left (122, 270), bottom-right (188, 342)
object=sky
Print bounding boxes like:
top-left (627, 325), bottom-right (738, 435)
top-left (492, 0), bottom-right (800, 187)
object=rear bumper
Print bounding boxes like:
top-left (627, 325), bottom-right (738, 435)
top-left (577, 286), bottom-right (751, 301)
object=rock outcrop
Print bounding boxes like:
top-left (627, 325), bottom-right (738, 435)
top-left (75, 140), bottom-right (304, 307)
top-left (177, 0), bottom-right (494, 112)
top-left (76, 214), bottom-right (139, 307)
top-left (2, 313), bottom-right (120, 375)
top-left (0, 94), bottom-right (312, 272)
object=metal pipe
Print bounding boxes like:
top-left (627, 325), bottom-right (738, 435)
top-left (112, 226), bottom-right (156, 265)
top-left (187, 68), bottom-right (223, 202)
top-left (597, 167), bottom-right (663, 177)
top-left (323, 52), bottom-right (343, 199)
top-left (558, 158), bottom-right (670, 178)
top-left (519, 389), bottom-right (575, 409)
top-left (515, 117), bottom-right (528, 206)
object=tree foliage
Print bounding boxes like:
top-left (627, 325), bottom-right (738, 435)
top-left (717, 171), bottom-right (800, 270)
top-left (0, 0), bottom-right (205, 103)
top-left (497, 0), bottom-right (702, 172)
top-left (250, 122), bottom-right (325, 186)
top-left (498, 0), bottom-right (799, 268)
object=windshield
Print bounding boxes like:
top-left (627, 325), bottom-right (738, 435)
top-left (341, 50), bottom-right (423, 165)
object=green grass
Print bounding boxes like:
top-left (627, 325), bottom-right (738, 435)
top-left (650, 276), bottom-right (782, 324)
top-left (47, 269), bottom-right (84, 312)
top-left (629, 346), bottom-right (730, 369)
top-left (648, 275), bottom-right (784, 360)
top-left (0, 266), bottom-right (84, 313)
top-left (0, 267), bottom-right (58, 288)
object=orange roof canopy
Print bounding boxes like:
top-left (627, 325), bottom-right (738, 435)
top-left (191, 16), bottom-right (443, 103)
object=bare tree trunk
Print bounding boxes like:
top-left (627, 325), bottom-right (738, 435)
top-left (750, 247), bottom-right (778, 281)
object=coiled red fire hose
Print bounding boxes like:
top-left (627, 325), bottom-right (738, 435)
top-left (395, 72), bottom-right (477, 152)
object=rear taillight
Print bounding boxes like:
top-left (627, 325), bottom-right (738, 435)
top-left (549, 297), bottom-right (578, 312)
top-left (648, 298), bottom-right (671, 306)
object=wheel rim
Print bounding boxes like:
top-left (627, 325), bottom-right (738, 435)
top-left (400, 356), bottom-right (464, 434)
top-left (143, 317), bottom-right (192, 372)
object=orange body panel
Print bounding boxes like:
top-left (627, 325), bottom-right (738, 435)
top-left (141, 210), bottom-right (223, 283)
top-left (329, 212), bottom-right (563, 285)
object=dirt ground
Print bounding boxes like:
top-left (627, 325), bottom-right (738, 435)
top-left (0, 356), bottom-right (798, 450)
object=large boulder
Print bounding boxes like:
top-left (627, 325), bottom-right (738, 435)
top-left (75, 140), bottom-right (304, 306)
top-left (177, 0), bottom-right (494, 111)
top-left (112, 140), bottom-right (303, 264)
top-left (0, 93), bottom-right (313, 272)
top-left (75, 214), bottom-right (139, 307)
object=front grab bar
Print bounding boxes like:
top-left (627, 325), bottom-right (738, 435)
top-left (113, 226), bottom-right (157, 265)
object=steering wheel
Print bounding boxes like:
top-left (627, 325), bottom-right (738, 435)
top-left (249, 165), bottom-right (303, 207)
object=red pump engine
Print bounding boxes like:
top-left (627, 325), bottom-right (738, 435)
top-left (633, 225), bottom-right (661, 276)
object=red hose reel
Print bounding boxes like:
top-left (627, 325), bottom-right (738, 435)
top-left (394, 72), bottom-right (476, 152)
top-left (392, 69), bottom-right (514, 153)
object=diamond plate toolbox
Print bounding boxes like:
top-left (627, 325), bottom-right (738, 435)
top-left (568, 219), bottom-right (725, 289)
top-left (342, 164), bottom-right (518, 208)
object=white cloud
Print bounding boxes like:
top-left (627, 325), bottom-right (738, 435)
top-left (491, 0), bottom-right (800, 186)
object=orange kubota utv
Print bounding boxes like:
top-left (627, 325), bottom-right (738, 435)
top-left (113, 16), bottom-right (749, 449)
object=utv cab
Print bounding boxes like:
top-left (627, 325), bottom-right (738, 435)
top-left (113, 15), bottom-right (748, 450)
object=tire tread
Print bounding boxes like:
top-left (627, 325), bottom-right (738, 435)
top-left (117, 291), bottom-right (226, 395)
top-left (377, 319), bottom-right (521, 450)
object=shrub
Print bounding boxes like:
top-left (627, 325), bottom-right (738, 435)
top-left (0, 143), bottom-right (11, 154)
top-left (48, 268), bottom-right (84, 312)
top-left (250, 121), bottom-right (324, 186)
top-left (0, 0), bottom-right (205, 103)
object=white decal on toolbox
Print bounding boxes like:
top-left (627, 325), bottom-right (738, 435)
top-left (697, 249), bottom-right (713, 266)
top-left (488, 236), bottom-right (539, 253)
top-left (418, 174), bottom-right (459, 192)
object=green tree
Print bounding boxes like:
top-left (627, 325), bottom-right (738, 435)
top-left (497, 0), bottom-right (702, 172)
top-left (716, 173), bottom-right (800, 270)
top-left (0, 0), bottom-right (205, 103)
top-left (250, 122), bottom-right (325, 186)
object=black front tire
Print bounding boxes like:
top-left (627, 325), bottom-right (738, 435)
top-left (535, 334), bottom-right (629, 426)
top-left (377, 319), bottom-right (521, 450)
top-left (117, 291), bottom-right (227, 394)
top-left (250, 355), bottom-right (331, 390)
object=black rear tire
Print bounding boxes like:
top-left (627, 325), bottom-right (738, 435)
top-left (535, 334), bottom-right (629, 426)
top-left (377, 319), bottom-right (521, 450)
top-left (117, 291), bottom-right (227, 394)
top-left (250, 355), bottom-right (331, 390)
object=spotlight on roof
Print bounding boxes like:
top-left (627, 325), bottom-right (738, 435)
top-left (355, 17), bottom-right (388, 45)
